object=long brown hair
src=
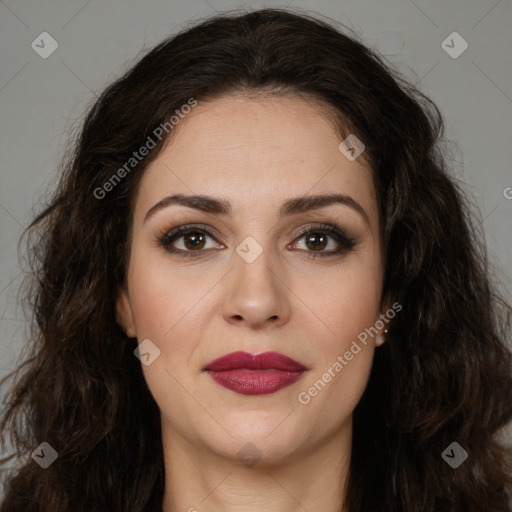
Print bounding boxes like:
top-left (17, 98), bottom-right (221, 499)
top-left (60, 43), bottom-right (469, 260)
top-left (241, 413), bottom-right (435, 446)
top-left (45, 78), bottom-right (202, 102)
top-left (1, 8), bottom-right (511, 511)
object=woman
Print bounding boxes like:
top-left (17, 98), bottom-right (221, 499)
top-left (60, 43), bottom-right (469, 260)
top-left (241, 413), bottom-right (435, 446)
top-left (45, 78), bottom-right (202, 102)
top-left (1, 8), bottom-right (511, 512)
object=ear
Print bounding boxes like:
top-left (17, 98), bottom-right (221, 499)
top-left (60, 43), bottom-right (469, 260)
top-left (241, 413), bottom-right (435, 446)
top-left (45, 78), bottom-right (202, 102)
top-left (375, 293), bottom-right (392, 347)
top-left (115, 286), bottom-right (137, 338)
top-left (375, 331), bottom-right (386, 347)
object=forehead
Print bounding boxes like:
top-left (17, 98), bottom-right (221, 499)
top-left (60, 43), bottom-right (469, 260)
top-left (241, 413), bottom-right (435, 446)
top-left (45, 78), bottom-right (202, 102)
top-left (135, 93), bottom-right (377, 222)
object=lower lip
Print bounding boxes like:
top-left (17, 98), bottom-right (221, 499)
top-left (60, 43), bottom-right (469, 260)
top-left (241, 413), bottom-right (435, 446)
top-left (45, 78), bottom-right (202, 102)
top-left (205, 369), bottom-right (306, 395)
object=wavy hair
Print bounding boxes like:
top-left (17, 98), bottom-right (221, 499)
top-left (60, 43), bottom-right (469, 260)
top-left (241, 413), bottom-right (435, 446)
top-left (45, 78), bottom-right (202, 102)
top-left (1, 8), bottom-right (511, 512)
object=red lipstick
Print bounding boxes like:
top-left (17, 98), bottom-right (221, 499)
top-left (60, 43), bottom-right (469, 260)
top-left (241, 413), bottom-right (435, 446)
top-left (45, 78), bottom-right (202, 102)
top-left (203, 351), bottom-right (307, 395)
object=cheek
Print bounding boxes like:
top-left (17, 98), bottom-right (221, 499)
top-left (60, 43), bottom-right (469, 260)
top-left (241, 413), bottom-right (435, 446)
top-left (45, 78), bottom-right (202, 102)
top-left (127, 245), bottom-right (202, 336)
top-left (126, 247), bottom-right (217, 386)
top-left (297, 295), bottom-right (377, 425)
top-left (126, 254), bottom-right (210, 427)
top-left (306, 253), bottom-right (383, 344)
top-left (295, 258), bottom-right (382, 412)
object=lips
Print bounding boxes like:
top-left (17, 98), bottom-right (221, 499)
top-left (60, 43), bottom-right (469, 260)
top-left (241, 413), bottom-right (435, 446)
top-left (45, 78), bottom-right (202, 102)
top-left (204, 351), bottom-right (307, 372)
top-left (203, 351), bottom-right (307, 395)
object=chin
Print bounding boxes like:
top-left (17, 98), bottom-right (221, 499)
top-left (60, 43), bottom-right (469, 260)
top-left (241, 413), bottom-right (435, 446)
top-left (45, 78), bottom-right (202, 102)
top-left (203, 418), bottom-right (309, 464)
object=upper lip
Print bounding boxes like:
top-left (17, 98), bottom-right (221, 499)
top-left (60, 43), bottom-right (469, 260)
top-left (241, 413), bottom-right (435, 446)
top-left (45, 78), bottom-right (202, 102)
top-left (204, 351), bottom-right (307, 371)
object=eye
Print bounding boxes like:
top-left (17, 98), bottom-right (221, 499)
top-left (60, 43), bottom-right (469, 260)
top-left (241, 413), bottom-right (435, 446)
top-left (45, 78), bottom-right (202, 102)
top-left (289, 223), bottom-right (357, 259)
top-left (159, 225), bottom-right (224, 257)
top-left (158, 222), bottom-right (357, 259)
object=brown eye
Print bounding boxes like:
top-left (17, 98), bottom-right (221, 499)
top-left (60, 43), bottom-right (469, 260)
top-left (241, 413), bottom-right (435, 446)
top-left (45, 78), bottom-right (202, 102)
top-left (304, 232), bottom-right (328, 251)
top-left (290, 223), bottom-right (357, 259)
top-left (182, 231), bottom-right (206, 250)
top-left (159, 223), bottom-right (356, 259)
top-left (159, 225), bottom-right (224, 257)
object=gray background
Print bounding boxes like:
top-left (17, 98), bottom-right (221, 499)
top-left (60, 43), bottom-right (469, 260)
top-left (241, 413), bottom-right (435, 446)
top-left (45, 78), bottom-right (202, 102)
top-left (1, 0), bottom-right (511, 441)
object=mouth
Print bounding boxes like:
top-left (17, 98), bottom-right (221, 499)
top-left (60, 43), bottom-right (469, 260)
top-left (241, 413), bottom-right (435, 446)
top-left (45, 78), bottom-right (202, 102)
top-left (203, 351), bottom-right (307, 395)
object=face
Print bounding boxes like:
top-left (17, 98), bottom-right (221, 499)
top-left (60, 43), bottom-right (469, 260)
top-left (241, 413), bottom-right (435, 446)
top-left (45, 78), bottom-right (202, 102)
top-left (116, 93), bottom-right (386, 464)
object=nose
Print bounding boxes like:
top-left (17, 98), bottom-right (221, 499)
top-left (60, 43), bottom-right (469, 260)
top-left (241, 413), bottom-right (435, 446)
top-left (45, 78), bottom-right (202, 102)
top-left (222, 246), bottom-right (292, 329)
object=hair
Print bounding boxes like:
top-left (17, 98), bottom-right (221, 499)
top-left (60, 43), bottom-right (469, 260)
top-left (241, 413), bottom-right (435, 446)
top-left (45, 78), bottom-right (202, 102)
top-left (1, 7), bottom-right (511, 512)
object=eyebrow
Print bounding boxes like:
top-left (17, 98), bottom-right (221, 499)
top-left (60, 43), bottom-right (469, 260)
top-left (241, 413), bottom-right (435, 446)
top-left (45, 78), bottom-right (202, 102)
top-left (143, 193), bottom-right (371, 228)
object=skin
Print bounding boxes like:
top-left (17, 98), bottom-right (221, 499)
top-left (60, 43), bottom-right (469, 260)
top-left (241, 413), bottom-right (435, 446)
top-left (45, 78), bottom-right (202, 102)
top-left (116, 93), bottom-right (388, 512)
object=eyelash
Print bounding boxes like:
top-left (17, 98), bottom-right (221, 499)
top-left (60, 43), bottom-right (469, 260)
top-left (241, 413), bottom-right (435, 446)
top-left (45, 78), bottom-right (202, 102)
top-left (158, 222), bottom-right (357, 259)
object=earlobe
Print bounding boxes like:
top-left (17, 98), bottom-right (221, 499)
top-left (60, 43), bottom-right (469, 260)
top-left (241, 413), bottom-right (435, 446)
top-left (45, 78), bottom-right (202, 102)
top-left (376, 294), bottom-right (393, 347)
top-left (115, 287), bottom-right (136, 338)
top-left (375, 328), bottom-right (388, 347)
